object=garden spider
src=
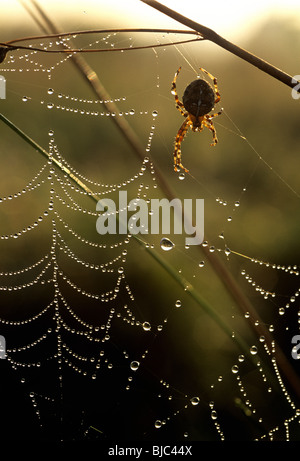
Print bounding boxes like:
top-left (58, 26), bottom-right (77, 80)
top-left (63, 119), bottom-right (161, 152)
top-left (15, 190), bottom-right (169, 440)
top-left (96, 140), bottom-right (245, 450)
top-left (171, 67), bottom-right (222, 173)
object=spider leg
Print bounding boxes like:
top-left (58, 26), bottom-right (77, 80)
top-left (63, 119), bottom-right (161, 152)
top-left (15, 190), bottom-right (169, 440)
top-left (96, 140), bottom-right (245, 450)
top-left (171, 67), bottom-right (186, 117)
top-left (203, 116), bottom-right (218, 146)
top-left (209, 108), bottom-right (223, 119)
top-left (173, 118), bottom-right (191, 172)
top-left (199, 67), bottom-right (221, 104)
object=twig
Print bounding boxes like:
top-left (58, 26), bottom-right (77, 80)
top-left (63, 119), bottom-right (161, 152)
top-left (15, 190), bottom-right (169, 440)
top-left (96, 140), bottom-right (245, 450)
top-left (140, 0), bottom-right (300, 91)
top-left (0, 26), bottom-right (203, 56)
top-left (4, 28), bottom-right (201, 45)
top-left (0, 37), bottom-right (202, 55)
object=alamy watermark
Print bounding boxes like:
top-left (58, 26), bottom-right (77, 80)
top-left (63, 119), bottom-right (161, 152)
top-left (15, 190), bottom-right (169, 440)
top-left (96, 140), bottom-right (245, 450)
top-left (291, 75), bottom-right (300, 100)
top-left (96, 191), bottom-right (204, 245)
top-left (0, 75), bottom-right (6, 99)
top-left (291, 335), bottom-right (300, 360)
top-left (0, 335), bottom-right (6, 359)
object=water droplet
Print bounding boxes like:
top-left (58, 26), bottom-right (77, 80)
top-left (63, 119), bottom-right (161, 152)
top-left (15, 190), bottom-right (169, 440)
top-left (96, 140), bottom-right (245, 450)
top-left (160, 238), bottom-right (175, 251)
top-left (155, 420), bottom-right (162, 428)
top-left (129, 109), bottom-right (135, 115)
top-left (198, 261), bottom-right (205, 268)
top-left (118, 267), bottom-right (124, 274)
top-left (47, 88), bottom-right (54, 95)
top-left (175, 300), bottom-right (182, 308)
top-left (47, 103), bottom-right (54, 109)
top-left (22, 96), bottom-right (29, 102)
top-left (231, 365), bottom-right (239, 374)
top-left (142, 321), bottom-right (151, 331)
top-left (250, 345), bottom-right (257, 355)
top-left (152, 110), bottom-right (158, 117)
top-left (130, 361), bottom-right (140, 371)
top-left (178, 172), bottom-right (185, 180)
top-left (225, 247), bottom-right (231, 256)
top-left (190, 396), bottom-right (200, 406)
top-left (48, 130), bottom-right (54, 137)
top-left (238, 354), bottom-right (245, 362)
top-left (211, 410), bottom-right (218, 420)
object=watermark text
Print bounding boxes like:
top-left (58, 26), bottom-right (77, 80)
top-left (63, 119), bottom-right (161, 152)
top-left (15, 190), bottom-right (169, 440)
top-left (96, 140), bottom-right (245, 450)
top-left (291, 335), bottom-right (300, 360)
top-left (0, 335), bottom-right (6, 359)
top-left (96, 191), bottom-right (204, 246)
top-left (291, 75), bottom-right (300, 100)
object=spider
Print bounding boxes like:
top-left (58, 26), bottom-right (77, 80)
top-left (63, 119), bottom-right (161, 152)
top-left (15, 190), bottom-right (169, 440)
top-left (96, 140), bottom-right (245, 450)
top-left (171, 67), bottom-right (222, 173)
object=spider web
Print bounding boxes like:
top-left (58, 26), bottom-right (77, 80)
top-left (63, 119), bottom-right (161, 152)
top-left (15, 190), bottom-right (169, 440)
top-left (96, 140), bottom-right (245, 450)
top-left (0, 4), bottom-right (300, 445)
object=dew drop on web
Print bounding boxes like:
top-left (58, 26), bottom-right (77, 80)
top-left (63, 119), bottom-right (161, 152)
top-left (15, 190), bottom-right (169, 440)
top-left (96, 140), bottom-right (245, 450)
top-left (231, 365), bottom-right (239, 374)
top-left (142, 321), bottom-right (151, 331)
top-left (190, 396), bottom-right (200, 406)
top-left (130, 360), bottom-right (140, 371)
top-left (160, 237), bottom-right (175, 251)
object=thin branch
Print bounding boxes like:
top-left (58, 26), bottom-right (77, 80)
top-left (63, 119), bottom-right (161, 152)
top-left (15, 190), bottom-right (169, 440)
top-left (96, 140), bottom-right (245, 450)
top-left (4, 28), bottom-right (201, 45)
top-left (140, 0), bottom-right (300, 90)
top-left (0, 37), bottom-right (202, 55)
top-left (0, 114), bottom-right (99, 201)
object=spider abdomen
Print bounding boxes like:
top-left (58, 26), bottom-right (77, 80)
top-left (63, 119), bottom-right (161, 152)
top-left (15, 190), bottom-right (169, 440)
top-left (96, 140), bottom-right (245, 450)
top-left (182, 79), bottom-right (215, 117)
